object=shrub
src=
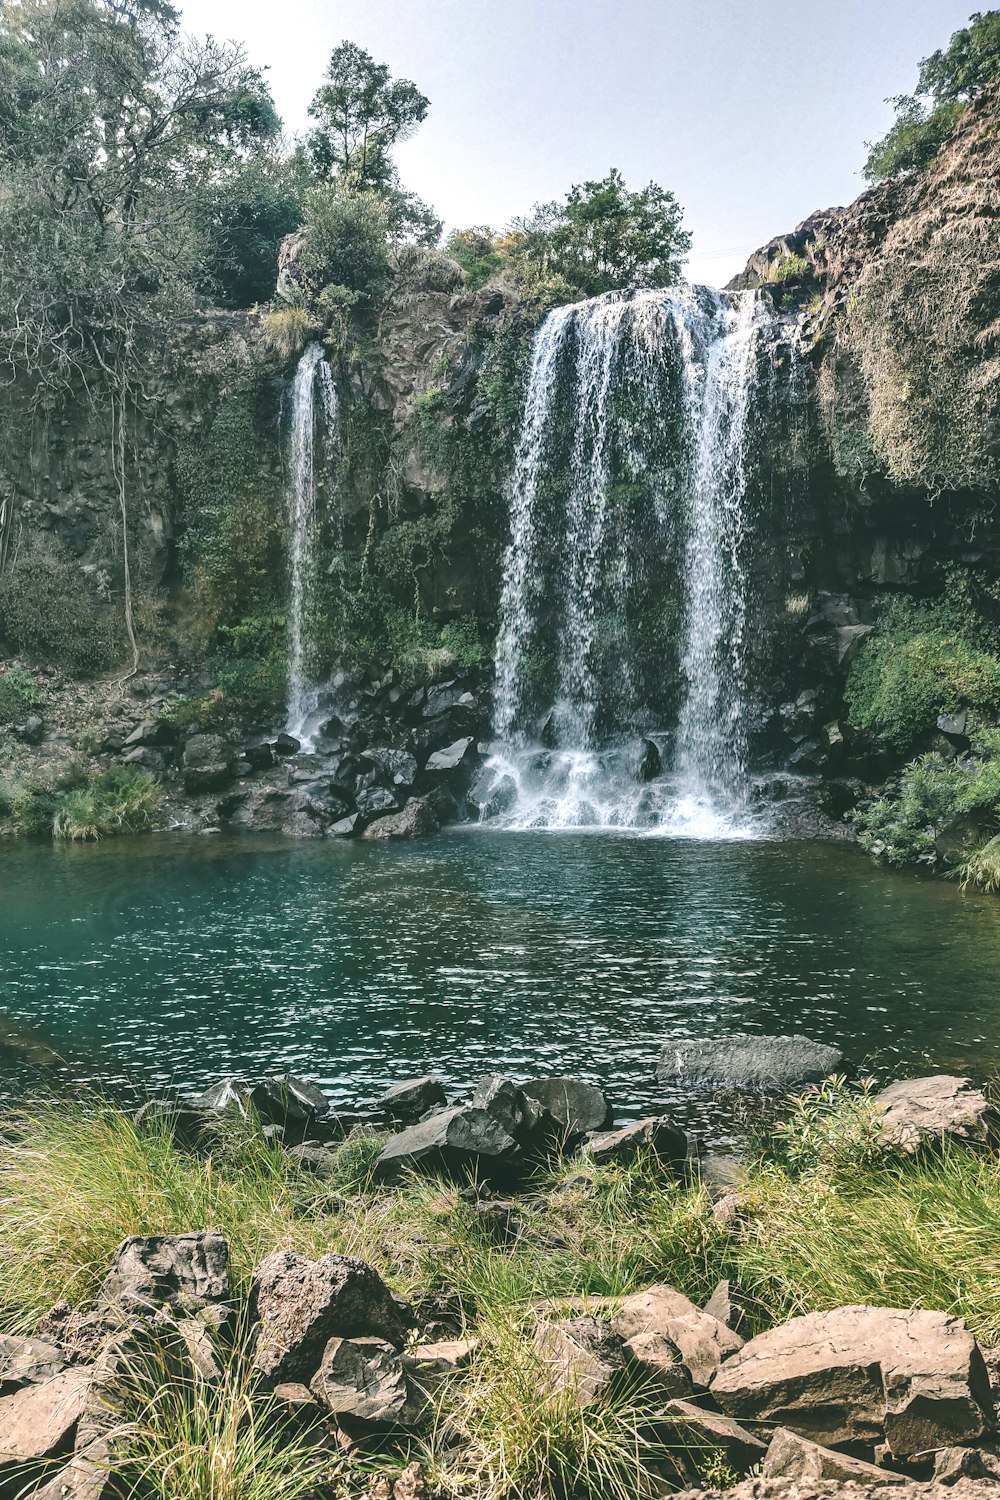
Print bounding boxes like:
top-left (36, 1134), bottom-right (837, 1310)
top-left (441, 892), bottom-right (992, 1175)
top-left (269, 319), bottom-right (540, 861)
top-left (845, 592), bottom-right (1000, 751)
top-left (0, 546), bottom-right (119, 674)
top-left (854, 726), bottom-right (1000, 868)
top-left (0, 667), bottom-right (41, 725)
top-left (260, 305), bottom-right (316, 363)
top-left (52, 767), bottom-right (160, 841)
top-left (763, 251), bottom-right (810, 284)
top-left (956, 833), bottom-right (1000, 891)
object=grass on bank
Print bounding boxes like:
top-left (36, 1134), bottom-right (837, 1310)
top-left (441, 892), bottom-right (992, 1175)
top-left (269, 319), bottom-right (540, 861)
top-left (0, 765), bottom-right (159, 841)
top-left (4, 1083), bottom-right (1000, 1495)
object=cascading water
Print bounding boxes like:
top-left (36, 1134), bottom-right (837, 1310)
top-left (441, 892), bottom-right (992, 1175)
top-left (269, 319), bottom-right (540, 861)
top-left (286, 341), bottom-right (337, 748)
top-left (484, 285), bottom-right (778, 835)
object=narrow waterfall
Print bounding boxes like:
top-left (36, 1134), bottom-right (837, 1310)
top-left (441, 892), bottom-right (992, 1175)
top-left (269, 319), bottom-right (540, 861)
top-left (485, 285), bottom-right (774, 835)
top-left (286, 341), bottom-right (337, 747)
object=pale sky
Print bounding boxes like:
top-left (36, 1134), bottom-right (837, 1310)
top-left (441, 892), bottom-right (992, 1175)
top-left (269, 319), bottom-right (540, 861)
top-left (180, 0), bottom-right (975, 287)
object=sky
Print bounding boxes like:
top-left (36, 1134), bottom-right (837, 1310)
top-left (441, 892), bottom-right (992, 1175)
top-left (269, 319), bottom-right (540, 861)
top-left (180, 0), bottom-right (975, 287)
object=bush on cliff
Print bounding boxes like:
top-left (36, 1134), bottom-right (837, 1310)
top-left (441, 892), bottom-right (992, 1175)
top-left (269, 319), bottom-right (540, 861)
top-left (853, 729), bottom-right (1000, 868)
top-left (0, 667), bottom-right (40, 726)
top-left (846, 590), bottom-right (1000, 751)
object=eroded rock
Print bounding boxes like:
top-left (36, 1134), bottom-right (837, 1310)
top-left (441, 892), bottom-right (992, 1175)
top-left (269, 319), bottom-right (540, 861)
top-left (310, 1336), bottom-right (420, 1427)
top-left (613, 1285), bottom-right (743, 1389)
top-left (763, 1427), bottom-right (907, 1483)
top-left (96, 1234), bottom-right (230, 1323)
top-left (710, 1305), bottom-right (991, 1460)
top-left (874, 1076), bottom-right (998, 1155)
top-left (374, 1105), bottom-right (519, 1182)
top-left (588, 1115), bottom-right (687, 1171)
top-left (657, 1035), bottom-right (842, 1089)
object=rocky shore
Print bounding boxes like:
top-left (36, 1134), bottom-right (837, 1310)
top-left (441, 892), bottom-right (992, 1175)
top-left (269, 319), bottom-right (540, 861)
top-left (1, 1041), bottom-right (999, 1497)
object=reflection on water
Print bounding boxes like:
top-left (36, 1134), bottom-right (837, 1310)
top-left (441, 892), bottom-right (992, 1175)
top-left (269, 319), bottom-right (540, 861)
top-left (4, 830), bottom-right (1000, 1145)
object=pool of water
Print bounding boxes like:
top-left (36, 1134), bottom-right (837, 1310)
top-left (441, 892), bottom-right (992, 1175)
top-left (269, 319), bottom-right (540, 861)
top-left (3, 830), bottom-right (1000, 1145)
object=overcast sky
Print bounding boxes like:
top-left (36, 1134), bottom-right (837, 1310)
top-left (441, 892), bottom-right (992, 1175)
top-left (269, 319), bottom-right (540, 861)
top-left (180, 0), bottom-right (974, 286)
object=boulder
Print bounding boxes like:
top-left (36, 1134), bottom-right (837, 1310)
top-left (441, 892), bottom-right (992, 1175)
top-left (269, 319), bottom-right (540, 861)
top-left (247, 1074), bottom-right (331, 1136)
top-left (133, 1099), bottom-right (213, 1149)
top-left (250, 1251), bottom-right (408, 1384)
top-left (763, 1427), bottom-right (907, 1483)
top-left (182, 733), bottom-right (235, 794)
top-left (97, 1234), bottom-right (230, 1323)
top-left (424, 737), bottom-right (475, 774)
top-left (588, 1116), bottom-right (688, 1172)
top-left (638, 739), bottom-right (662, 782)
top-left (657, 1034), bottom-right (842, 1089)
top-left (14, 715), bottom-right (45, 746)
top-left (533, 1316), bottom-right (626, 1403)
top-left (613, 1285), bottom-right (743, 1389)
top-left (465, 766), bottom-right (518, 821)
top-left (521, 1077), bottom-right (612, 1136)
top-left (363, 797), bottom-right (441, 840)
top-left (329, 813), bottom-right (360, 837)
top-left (709, 1305), bottom-right (992, 1461)
top-left (471, 1074), bottom-right (552, 1151)
top-left (0, 1337), bottom-right (65, 1395)
top-left (374, 1105), bottom-right (519, 1182)
top-left (123, 718), bottom-right (176, 749)
top-left (703, 1281), bottom-right (750, 1338)
top-left (0, 1369), bottom-right (91, 1465)
top-left (286, 1143), bottom-right (340, 1177)
top-left (274, 732), bottom-right (300, 756)
top-left (243, 742), bottom-right (275, 771)
top-left (360, 748), bottom-right (418, 789)
top-left (933, 1445), bottom-right (1000, 1482)
top-left (187, 1077), bottom-right (247, 1115)
top-left (310, 1336), bottom-right (420, 1427)
top-left (355, 786), bottom-right (399, 820)
top-left (665, 1398), bottom-right (768, 1472)
top-left (874, 1076), bottom-right (998, 1155)
top-left (377, 1076), bottom-right (447, 1125)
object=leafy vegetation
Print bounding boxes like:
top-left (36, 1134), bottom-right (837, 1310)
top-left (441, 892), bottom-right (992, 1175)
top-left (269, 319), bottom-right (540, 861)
top-left (845, 588), bottom-right (1000, 751)
top-left (0, 666), bottom-right (40, 725)
top-left (0, 763), bottom-right (158, 841)
top-left (864, 9), bottom-right (1000, 180)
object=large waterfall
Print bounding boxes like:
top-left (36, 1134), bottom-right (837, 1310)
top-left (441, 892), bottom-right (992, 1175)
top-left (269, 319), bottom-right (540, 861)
top-left (286, 341), bottom-right (337, 747)
top-left (486, 285), bottom-right (774, 835)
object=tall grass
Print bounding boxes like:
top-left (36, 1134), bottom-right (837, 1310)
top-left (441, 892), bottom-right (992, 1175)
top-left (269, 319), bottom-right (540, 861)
top-left (52, 767), bottom-right (159, 840)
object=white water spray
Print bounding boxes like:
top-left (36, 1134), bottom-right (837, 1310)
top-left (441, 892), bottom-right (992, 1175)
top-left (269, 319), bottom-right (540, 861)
top-left (286, 342), bottom-right (337, 747)
top-left (486, 286), bottom-right (773, 836)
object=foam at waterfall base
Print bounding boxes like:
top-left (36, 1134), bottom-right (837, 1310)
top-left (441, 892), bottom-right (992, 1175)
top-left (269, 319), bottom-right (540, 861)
top-left (477, 747), bottom-right (765, 839)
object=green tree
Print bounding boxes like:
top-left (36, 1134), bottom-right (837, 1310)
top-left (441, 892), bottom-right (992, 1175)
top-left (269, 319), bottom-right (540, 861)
top-left (864, 9), bottom-right (1000, 180)
top-left (307, 41), bottom-right (429, 192)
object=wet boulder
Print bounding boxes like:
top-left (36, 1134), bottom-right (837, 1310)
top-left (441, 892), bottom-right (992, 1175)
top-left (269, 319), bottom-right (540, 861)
top-left (709, 1305), bottom-right (992, 1461)
top-left (471, 1074), bottom-right (553, 1153)
top-left (587, 1115), bottom-right (688, 1172)
top-left (521, 1076), bottom-right (612, 1137)
top-left (656, 1034), bottom-right (842, 1089)
top-left (247, 1074), bottom-right (331, 1138)
top-left (424, 736), bottom-right (476, 774)
top-left (361, 747), bottom-right (418, 789)
top-left (274, 732), bottom-right (300, 756)
top-left (638, 738), bottom-right (662, 781)
top-left (355, 785), bottom-right (399, 820)
top-left (182, 733), bottom-right (236, 794)
top-left (377, 1076), bottom-right (448, 1125)
top-left (374, 1105), bottom-right (520, 1182)
top-left (363, 796), bottom-right (441, 840)
top-left (251, 1251), bottom-right (409, 1384)
top-left (97, 1233), bottom-right (231, 1323)
top-left (874, 1075), bottom-right (998, 1155)
top-left (466, 765), bottom-right (518, 821)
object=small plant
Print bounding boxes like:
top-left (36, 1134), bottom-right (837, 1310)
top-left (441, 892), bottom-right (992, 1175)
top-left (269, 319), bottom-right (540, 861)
top-left (0, 666), bottom-right (41, 726)
top-left (767, 1076), bottom-right (881, 1176)
top-left (764, 251), bottom-right (810, 284)
top-left (957, 834), bottom-right (1000, 892)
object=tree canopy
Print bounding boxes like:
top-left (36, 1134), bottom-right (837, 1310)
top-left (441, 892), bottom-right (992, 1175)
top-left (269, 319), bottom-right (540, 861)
top-left (864, 9), bottom-right (1000, 180)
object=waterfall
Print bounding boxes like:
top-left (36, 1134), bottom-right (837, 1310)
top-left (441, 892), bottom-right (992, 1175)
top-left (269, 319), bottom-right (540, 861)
top-left (485, 285), bottom-right (774, 836)
top-left (286, 341), bottom-right (337, 748)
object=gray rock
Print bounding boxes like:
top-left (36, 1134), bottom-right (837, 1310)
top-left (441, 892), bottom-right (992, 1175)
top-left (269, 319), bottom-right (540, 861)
top-left (401, 1338), bottom-right (478, 1389)
top-left (466, 767), bottom-right (518, 821)
top-left (703, 1280), bottom-right (750, 1338)
top-left (0, 1336), bottom-right (65, 1395)
top-left (97, 1233), bottom-right (231, 1323)
top-left (588, 1115), bottom-right (687, 1172)
top-left (14, 714), bottom-right (45, 746)
top-left (182, 733), bottom-right (235, 794)
top-left (360, 747), bottom-right (417, 788)
top-left (310, 1336), bottom-right (421, 1426)
top-left (377, 1076), bottom-right (448, 1125)
top-left (28, 1440), bottom-right (113, 1500)
top-left (274, 733), bottom-right (300, 755)
top-left (710, 1305), bottom-right (992, 1461)
top-left (522, 1076), bottom-right (612, 1136)
top-left (187, 1077), bottom-right (247, 1115)
top-left (329, 813), bottom-right (360, 837)
top-left (657, 1034), bottom-right (842, 1089)
top-left (247, 1074), bottom-right (331, 1134)
top-left (424, 737), bottom-right (475, 773)
top-left (471, 1073), bottom-right (552, 1150)
top-left (875, 1075), bottom-right (998, 1155)
top-left (250, 1251), bottom-right (408, 1384)
top-left (355, 785), bottom-right (399, 819)
top-left (123, 718), bottom-right (176, 748)
top-left (374, 1105), bottom-right (519, 1182)
top-left (121, 747), bottom-right (165, 774)
top-left (363, 796), bottom-right (440, 840)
